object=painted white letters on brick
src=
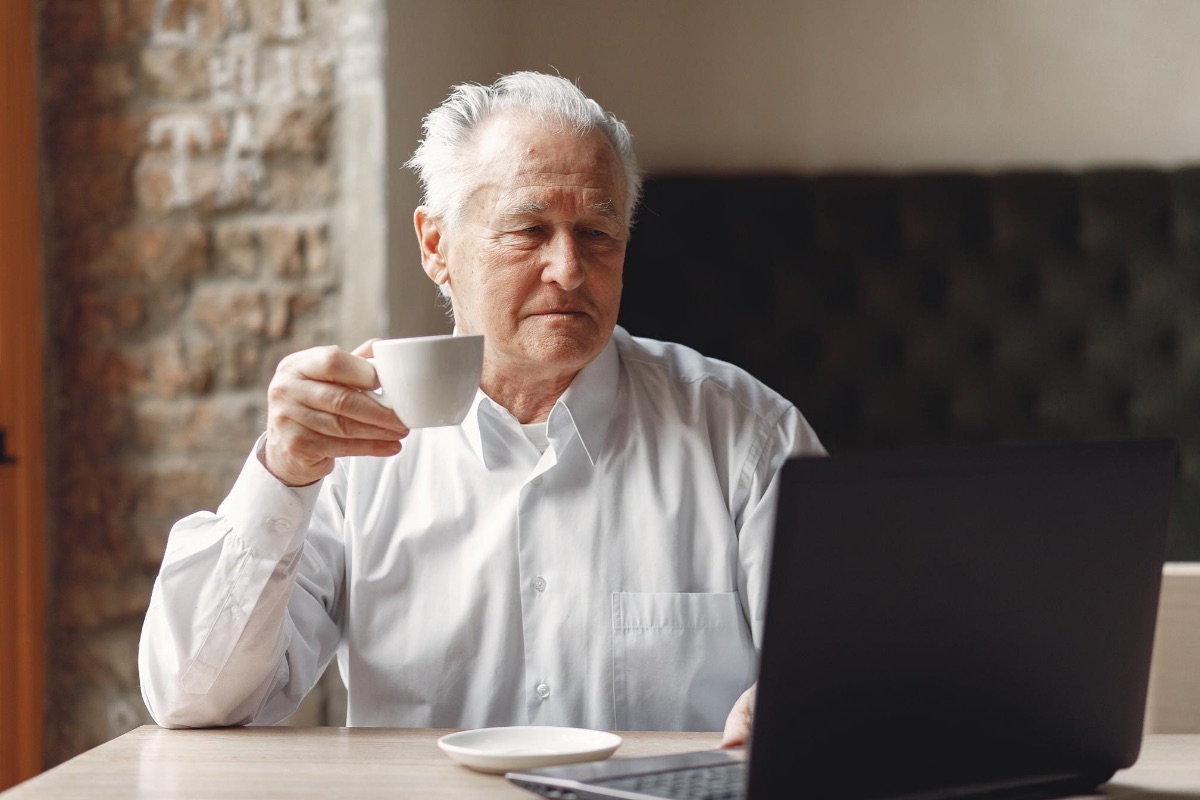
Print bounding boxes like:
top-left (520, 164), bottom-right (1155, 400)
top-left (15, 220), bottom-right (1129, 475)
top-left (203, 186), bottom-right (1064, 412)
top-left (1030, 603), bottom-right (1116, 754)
top-left (209, 33), bottom-right (258, 106)
top-left (148, 113), bottom-right (211, 208)
top-left (220, 110), bottom-right (265, 205)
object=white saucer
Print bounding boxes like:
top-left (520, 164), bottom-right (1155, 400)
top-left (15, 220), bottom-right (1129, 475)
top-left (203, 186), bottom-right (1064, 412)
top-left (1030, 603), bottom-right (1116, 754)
top-left (437, 726), bottom-right (623, 774)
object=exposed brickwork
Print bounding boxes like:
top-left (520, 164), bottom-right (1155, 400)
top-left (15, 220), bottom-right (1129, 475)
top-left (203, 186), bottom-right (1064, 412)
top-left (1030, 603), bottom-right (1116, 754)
top-left (38, 0), bottom-right (374, 764)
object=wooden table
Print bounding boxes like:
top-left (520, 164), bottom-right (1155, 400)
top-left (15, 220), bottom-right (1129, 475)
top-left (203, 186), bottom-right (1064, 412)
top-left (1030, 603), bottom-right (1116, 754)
top-left (2, 727), bottom-right (718, 798)
top-left (3, 727), bottom-right (1198, 798)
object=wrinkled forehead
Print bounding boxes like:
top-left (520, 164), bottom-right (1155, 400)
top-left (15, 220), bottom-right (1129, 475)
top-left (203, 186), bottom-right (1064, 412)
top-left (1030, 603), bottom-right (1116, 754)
top-left (463, 112), bottom-right (628, 217)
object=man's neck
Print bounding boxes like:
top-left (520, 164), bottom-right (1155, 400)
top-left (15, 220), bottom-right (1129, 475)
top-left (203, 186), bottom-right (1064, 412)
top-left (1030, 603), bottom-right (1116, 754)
top-left (482, 366), bottom-right (579, 424)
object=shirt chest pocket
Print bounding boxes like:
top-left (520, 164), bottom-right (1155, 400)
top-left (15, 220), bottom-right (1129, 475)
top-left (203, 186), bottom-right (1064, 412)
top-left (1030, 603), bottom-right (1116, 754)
top-left (611, 591), bottom-right (756, 731)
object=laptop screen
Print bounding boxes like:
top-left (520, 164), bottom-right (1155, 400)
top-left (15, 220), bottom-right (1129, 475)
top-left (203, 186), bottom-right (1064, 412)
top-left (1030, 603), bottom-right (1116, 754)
top-left (750, 440), bottom-right (1177, 799)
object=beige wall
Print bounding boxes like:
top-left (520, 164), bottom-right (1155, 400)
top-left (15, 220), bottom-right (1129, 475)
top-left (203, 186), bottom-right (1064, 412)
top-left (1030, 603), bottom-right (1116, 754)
top-left (386, 0), bottom-right (1200, 334)
top-left (386, 1), bottom-right (515, 337)
top-left (509, 0), bottom-right (1200, 172)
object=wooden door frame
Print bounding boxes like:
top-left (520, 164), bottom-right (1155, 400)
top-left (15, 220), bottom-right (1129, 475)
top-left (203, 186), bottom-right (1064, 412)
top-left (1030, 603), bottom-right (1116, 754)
top-left (0, 0), bottom-right (47, 789)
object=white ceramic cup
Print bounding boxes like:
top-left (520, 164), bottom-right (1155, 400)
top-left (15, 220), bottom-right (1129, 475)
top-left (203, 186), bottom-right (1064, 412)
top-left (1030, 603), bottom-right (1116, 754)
top-left (369, 334), bottom-right (484, 428)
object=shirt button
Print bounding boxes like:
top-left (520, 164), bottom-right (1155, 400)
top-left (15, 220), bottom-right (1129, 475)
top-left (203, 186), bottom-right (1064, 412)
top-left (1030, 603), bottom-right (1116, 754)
top-left (531, 576), bottom-right (547, 592)
top-left (531, 476), bottom-right (543, 487)
top-left (269, 517), bottom-right (292, 533)
top-left (536, 682), bottom-right (551, 700)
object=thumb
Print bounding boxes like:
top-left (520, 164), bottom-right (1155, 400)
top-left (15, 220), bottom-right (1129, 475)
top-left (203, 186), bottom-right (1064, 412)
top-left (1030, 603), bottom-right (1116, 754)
top-left (351, 338), bottom-right (380, 358)
top-left (721, 683), bottom-right (756, 748)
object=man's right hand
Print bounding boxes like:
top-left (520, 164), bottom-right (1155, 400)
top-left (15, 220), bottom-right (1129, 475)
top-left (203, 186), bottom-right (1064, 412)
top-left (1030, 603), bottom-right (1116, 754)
top-left (264, 340), bottom-right (409, 487)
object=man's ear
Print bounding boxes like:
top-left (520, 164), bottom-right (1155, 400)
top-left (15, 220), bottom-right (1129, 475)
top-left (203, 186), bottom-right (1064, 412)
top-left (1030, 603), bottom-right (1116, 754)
top-left (414, 207), bottom-right (449, 286)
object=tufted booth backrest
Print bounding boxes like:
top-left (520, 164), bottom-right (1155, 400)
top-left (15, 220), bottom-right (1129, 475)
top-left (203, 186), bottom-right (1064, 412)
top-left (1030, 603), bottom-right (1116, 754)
top-left (618, 170), bottom-right (1200, 559)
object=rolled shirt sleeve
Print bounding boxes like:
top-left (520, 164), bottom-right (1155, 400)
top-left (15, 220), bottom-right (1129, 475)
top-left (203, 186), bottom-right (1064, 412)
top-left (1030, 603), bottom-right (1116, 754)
top-left (138, 436), bottom-right (342, 728)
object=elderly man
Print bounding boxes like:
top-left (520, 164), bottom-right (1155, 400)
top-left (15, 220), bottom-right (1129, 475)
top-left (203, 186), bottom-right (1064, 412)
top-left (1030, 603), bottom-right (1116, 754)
top-left (138, 72), bottom-right (823, 744)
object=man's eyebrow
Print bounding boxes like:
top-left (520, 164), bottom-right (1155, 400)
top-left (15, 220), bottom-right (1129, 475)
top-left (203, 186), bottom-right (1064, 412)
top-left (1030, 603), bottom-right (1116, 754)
top-left (501, 199), bottom-right (623, 222)
top-left (504, 200), bottom-right (546, 217)
top-left (588, 200), bottom-right (621, 220)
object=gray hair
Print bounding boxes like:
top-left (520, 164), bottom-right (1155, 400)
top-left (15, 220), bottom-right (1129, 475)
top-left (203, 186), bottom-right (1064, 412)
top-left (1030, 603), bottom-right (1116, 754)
top-left (405, 71), bottom-right (643, 229)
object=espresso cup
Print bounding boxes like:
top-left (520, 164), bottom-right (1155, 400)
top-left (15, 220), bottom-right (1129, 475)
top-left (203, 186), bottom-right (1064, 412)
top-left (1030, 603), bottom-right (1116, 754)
top-left (369, 334), bottom-right (484, 428)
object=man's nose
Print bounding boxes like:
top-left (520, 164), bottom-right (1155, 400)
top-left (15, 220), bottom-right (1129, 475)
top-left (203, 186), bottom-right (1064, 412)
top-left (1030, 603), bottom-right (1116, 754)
top-left (541, 231), bottom-right (586, 291)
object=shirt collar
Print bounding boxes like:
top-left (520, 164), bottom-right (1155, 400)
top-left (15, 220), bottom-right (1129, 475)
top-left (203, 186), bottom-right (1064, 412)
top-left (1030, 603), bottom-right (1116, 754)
top-left (549, 331), bottom-right (620, 467)
top-left (461, 389), bottom-right (493, 467)
top-left (461, 329), bottom-right (621, 469)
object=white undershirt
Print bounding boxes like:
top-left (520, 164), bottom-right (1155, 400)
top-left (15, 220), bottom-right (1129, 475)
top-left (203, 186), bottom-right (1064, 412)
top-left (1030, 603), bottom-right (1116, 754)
top-left (521, 421), bottom-right (550, 453)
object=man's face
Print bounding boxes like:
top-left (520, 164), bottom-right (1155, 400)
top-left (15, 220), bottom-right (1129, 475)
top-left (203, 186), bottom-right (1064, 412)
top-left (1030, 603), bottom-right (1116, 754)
top-left (420, 114), bottom-right (629, 383)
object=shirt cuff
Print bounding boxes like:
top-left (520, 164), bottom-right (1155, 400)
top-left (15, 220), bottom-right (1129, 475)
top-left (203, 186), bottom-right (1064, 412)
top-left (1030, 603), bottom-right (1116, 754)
top-left (216, 434), bottom-right (325, 558)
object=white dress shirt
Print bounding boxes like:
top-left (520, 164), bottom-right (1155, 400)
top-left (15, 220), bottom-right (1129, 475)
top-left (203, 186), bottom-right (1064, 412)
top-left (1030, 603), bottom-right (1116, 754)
top-left (138, 327), bottom-right (824, 731)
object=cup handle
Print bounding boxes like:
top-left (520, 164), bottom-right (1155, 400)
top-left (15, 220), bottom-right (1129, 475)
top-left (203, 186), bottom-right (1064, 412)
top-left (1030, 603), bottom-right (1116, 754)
top-left (363, 357), bottom-right (391, 408)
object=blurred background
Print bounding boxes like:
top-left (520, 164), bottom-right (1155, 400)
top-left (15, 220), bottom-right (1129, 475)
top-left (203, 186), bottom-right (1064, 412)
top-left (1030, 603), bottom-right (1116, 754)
top-left (3, 0), bottom-right (1200, 786)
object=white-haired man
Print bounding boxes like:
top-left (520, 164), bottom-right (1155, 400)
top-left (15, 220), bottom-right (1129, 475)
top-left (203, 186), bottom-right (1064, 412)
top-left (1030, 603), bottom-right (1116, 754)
top-left (138, 72), bottom-right (824, 745)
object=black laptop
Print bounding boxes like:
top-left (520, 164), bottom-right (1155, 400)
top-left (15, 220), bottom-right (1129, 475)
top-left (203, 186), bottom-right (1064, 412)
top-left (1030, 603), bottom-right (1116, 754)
top-left (507, 440), bottom-right (1177, 800)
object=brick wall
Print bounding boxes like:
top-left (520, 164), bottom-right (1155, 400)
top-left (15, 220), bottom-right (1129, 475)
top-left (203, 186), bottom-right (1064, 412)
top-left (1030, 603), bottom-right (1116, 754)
top-left (38, 0), bottom-right (379, 764)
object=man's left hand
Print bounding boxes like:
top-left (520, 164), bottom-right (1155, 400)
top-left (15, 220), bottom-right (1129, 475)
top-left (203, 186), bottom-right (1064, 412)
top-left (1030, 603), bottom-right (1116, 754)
top-left (721, 683), bottom-right (756, 747)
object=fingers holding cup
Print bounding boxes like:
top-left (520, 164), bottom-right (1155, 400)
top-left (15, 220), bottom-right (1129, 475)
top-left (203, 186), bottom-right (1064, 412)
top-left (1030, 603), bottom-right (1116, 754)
top-left (265, 343), bottom-right (408, 486)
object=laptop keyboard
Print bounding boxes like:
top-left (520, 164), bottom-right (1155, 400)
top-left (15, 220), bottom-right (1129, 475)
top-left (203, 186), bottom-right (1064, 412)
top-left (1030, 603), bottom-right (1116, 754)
top-left (593, 762), bottom-right (746, 800)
